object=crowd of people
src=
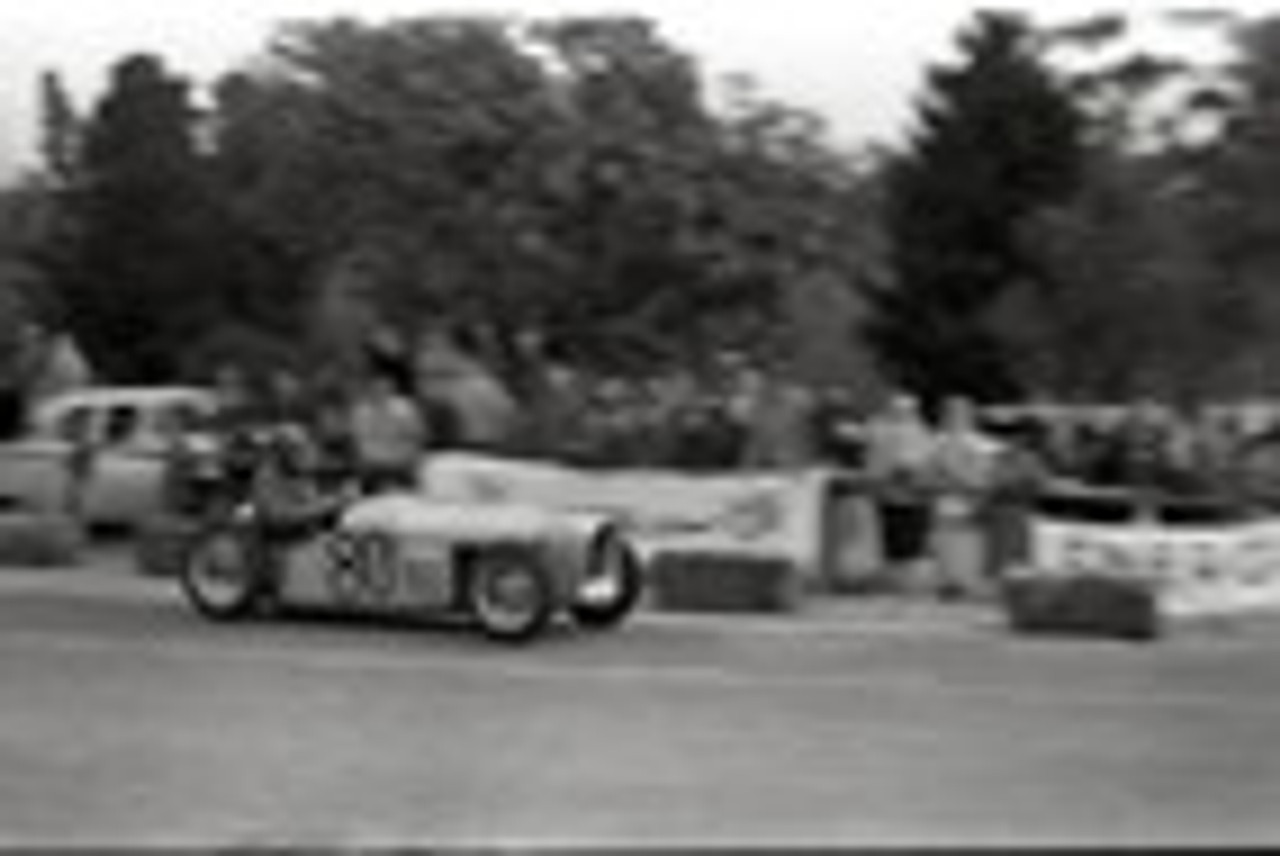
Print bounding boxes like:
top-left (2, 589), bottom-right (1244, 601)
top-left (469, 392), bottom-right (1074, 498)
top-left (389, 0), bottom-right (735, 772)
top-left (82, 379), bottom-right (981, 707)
top-left (11, 313), bottom-right (1280, 603)
top-left (196, 334), bottom-right (849, 488)
top-left (188, 319), bottom-right (1280, 507)
top-left (849, 393), bottom-right (1280, 599)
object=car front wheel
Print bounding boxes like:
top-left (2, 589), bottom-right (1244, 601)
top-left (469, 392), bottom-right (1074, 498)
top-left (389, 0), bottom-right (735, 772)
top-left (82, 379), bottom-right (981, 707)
top-left (179, 524), bottom-right (266, 621)
top-left (466, 546), bottom-right (555, 643)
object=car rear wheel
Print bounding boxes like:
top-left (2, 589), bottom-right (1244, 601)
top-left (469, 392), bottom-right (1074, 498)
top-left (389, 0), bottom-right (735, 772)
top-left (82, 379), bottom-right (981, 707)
top-left (572, 529), bottom-right (643, 630)
top-left (180, 524), bottom-right (265, 621)
top-left (466, 547), bottom-right (555, 643)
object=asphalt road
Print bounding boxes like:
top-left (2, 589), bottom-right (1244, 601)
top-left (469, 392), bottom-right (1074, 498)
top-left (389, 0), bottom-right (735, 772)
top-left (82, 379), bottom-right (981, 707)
top-left (2, 553), bottom-right (1280, 847)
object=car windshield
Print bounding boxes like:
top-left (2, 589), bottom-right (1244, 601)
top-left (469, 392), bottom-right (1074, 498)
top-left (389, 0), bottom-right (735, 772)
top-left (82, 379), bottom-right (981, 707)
top-left (53, 407), bottom-right (95, 445)
top-left (103, 405), bottom-right (140, 446)
top-left (154, 402), bottom-right (208, 439)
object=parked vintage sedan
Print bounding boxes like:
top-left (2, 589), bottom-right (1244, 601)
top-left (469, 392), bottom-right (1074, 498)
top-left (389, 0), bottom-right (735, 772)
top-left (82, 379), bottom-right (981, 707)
top-left (180, 488), bottom-right (645, 644)
top-left (0, 386), bottom-right (217, 527)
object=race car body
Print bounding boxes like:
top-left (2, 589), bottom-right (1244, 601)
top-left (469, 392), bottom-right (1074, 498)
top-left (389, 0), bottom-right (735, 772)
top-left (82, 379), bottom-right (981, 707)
top-left (179, 490), bottom-right (644, 643)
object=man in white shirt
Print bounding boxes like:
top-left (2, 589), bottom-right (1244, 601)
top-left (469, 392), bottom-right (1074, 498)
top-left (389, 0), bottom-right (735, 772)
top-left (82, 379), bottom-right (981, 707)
top-left (350, 373), bottom-right (427, 493)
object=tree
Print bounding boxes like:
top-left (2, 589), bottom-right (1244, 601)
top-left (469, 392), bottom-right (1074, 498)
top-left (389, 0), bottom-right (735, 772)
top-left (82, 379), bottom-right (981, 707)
top-left (56, 54), bottom-right (303, 382)
top-left (1195, 16), bottom-right (1280, 392)
top-left (1005, 150), bottom-right (1233, 400)
top-left (0, 187), bottom-right (47, 379)
top-left (1004, 10), bottom-right (1257, 401)
top-left (210, 15), bottom-right (871, 377)
top-left (868, 11), bottom-right (1087, 403)
top-left (38, 71), bottom-right (82, 188)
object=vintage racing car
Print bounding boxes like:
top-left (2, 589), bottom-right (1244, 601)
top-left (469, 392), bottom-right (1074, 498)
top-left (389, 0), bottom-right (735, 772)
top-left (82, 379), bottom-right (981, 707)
top-left (177, 446), bottom-right (645, 643)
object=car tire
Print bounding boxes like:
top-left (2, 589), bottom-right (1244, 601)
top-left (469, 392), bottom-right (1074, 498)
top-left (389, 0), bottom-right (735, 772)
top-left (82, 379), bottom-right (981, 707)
top-left (466, 546), bottom-right (556, 643)
top-left (571, 528), bottom-right (644, 630)
top-left (179, 523), bottom-right (267, 621)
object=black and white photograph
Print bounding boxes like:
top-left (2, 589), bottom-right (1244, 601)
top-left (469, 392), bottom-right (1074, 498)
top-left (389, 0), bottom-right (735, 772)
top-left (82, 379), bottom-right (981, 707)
top-left (2, 0), bottom-right (1280, 847)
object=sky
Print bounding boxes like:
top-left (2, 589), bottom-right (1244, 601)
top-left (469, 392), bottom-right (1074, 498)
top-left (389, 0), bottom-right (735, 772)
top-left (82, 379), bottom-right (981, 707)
top-left (0, 0), bottom-right (1268, 180)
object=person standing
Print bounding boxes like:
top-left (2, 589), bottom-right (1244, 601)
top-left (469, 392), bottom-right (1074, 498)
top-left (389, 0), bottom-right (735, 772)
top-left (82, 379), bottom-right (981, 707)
top-left (741, 374), bottom-right (816, 469)
top-left (349, 372), bottom-right (427, 493)
top-left (26, 326), bottom-right (92, 409)
top-left (864, 393), bottom-right (938, 594)
top-left (931, 396), bottom-right (1001, 599)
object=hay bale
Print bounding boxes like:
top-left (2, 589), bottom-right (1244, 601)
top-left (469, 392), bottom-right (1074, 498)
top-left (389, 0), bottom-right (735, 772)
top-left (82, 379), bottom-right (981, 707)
top-left (0, 512), bottom-right (84, 568)
top-left (134, 515), bottom-right (202, 577)
top-left (1003, 573), bottom-right (1160, 641)
top-left (649, 551), bottom-right (802, 613)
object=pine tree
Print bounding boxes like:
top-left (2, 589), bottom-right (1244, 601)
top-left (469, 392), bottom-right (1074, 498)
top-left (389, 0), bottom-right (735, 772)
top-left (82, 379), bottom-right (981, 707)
top-left (38, 71), bottom-right (81, 188)
top-left (58, 54), bottom-right (301, 382)
top-left (868, 11), bottom-right (1086, 404)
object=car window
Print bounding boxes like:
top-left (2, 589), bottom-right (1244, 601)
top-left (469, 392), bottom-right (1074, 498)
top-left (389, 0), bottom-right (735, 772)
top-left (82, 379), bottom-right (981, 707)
top-left (153, 402), bottom-right (203, 440)
top-left (103, 405), bottom-right (141, 447)
top-left (54, 407), bottom-right (96, 445)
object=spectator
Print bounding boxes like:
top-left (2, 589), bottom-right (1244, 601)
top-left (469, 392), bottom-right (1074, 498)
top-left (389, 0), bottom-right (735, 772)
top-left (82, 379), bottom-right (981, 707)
top-left (310, 388), bottom-right (359, 491)
top-left (666, 404), bottom-right (718, 470)
top-left (349, 372), bottom-right (427, 493)
top-left (413, 325), bottom-right (518, 452)
top-left (207, 363), bottom-right (264, 502)
top-left (25, 325), bottom-right (92, 409)
top-left (931, 396), bottom-right (1001, 599)
top-left (1173, 405), bottom-right (1239, 497)
top-left (209, 363), bottom-right (257, 430)
top-left (985, 420), bottom-right (1050, 580)
top-left (450, 368), bottom-right (519, 452)
top-left (263, 367), bottom-right (310, 428)
top-left (581, 379), bottom-right (638, 467)
top-left (811, 385), bottom-right (865, 469)
top-left (864, 393), bottom-right (938, 594)
top-left (1095, 398), bottom-right (1176, 492)
top-left (364, 324), bottom-right (415, 397)
top-left (741, 374), bottom-right (815, 469)
top-left (529, 361), bottom-right (592, 462)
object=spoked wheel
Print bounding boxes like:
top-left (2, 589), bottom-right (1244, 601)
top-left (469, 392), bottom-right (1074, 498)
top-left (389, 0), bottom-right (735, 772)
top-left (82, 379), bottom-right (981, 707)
top-left (571, 528), bottom-right (644, 630)
top-left (179, 524), bottom-right (266, 621)
top-left (467, 547), bottom-right (555, 643)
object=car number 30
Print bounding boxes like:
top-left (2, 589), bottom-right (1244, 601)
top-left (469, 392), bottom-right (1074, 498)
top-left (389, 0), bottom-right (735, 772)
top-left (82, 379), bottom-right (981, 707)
top-left (322, 529), bottom-right (455, 610)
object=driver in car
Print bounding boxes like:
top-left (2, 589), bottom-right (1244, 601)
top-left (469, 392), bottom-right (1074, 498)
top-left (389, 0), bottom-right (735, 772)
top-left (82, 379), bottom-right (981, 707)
top-left (251, 424), bottom-right (354, 605)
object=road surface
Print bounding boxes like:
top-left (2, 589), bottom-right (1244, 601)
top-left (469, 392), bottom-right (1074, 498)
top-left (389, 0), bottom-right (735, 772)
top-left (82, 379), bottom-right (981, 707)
top-left (1, 554), bottom-right (1279, 846)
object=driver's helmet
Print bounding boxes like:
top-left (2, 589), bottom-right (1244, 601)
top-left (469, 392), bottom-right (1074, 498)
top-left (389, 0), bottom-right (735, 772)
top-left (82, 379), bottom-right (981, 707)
top-left (221, 426), bottom-right (265, 480)
top-left (261, 424), bottom-right (317, 476)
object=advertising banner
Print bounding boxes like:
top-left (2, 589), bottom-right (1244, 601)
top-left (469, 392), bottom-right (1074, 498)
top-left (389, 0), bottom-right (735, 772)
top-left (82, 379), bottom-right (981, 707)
top-left (1031, 517), bottom-right (1280, 618)
top-left (420, 453), bottom-right (831, 582)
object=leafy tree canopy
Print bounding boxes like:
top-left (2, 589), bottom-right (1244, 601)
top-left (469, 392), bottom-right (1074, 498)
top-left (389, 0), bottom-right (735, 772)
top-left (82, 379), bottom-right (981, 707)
top-left (869, 11), bottom-right (1087, 403)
